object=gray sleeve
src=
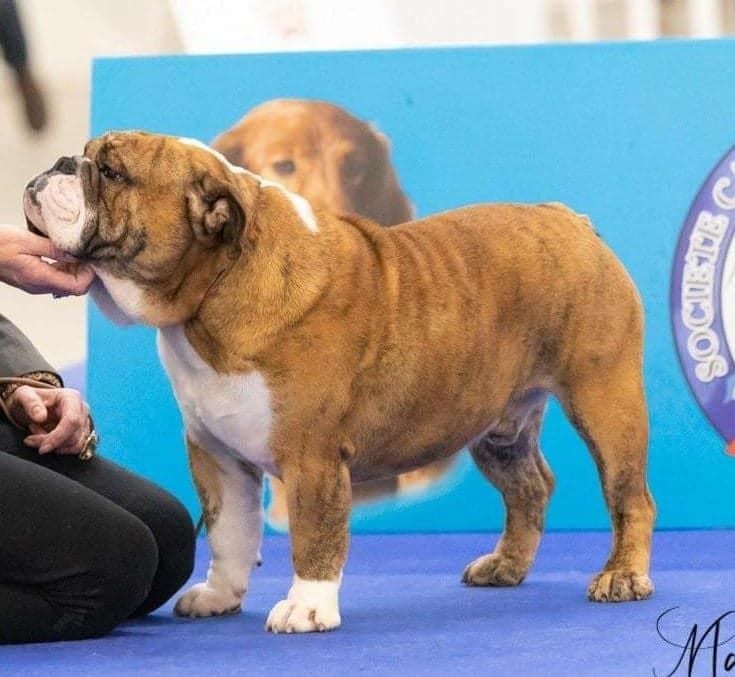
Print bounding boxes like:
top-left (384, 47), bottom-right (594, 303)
top-left (0, 313), bottom-right (59, 379)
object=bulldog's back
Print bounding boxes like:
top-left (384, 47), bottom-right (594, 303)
top-left (335, 200), bottom-right (637, 369)
top-left (318, 201), bottom-right (642, 473)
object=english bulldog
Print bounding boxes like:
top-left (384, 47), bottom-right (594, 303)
top-left (23, 131), bottom-right (655, 633)
top-left (212, 98), bottom-right (451, 525)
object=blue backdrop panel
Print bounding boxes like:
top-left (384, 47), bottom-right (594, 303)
top-left (89, 40), bottom-right (735, 531)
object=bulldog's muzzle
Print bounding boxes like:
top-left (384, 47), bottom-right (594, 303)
top-left (23, 155), bottom-right (93, 256)
top-left (24, 156), bottom-right (77, 234)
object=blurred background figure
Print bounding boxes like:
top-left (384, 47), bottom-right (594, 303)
top-left (0, 0), bottom-right (46, 132)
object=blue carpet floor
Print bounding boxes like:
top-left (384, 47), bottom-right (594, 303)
top-left (2, 530), bottom-right (733, 676)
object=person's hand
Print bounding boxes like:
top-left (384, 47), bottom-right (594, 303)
top-left (6, 385), bottom-right (92, 455)
top-left (0, 224), bottom-right (94, 296)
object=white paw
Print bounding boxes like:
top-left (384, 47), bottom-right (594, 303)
top-left (265, 598), bottom-right (341, 633)
top-left (265, 576), bottom-right (341, 633)
top-left (174, 582), bottom-right (243, 617)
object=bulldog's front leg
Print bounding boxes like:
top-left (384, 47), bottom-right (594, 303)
top-left (175, 438), bottom-right (263, 617)
top-left (266, 453), bottom-right (351, 633)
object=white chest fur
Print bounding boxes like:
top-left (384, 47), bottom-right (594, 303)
top-left (157, 325), bottom-right (276, 473)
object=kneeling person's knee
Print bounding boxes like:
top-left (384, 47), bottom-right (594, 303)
top-left (53, 515), bottom-right (159, 640)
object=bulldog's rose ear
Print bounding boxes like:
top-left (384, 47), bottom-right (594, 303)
top-left (187, 174), bottom-right (245, 247)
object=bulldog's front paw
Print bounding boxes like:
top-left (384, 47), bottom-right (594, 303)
top-left (265, 598), bottom-right (341, 633)
top-left (462, 553), bottom-right (528, 587)
top-left (265, 577), bottom-right (341, 633)
top-left (587, 570), bottom-right (654, 602)
top-left (174, 582), bottom-right (243, 617)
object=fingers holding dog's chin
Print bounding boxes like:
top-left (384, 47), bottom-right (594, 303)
top-left (19, 261), bottom-right (95, 297)
top-left (50, 261), bottom-right (96, 293)
top-left (48, 243), bottom-right (80, 263)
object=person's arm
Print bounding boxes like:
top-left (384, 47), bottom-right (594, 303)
top-left (0, 314), bottom-right (61, 399)
top-left (0, 314), bottom-right (94, 457)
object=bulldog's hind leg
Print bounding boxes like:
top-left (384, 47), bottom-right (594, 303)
top-left (174, 438), bottom-right (263, 617)
top-left (463, 398), bottom-right (554, 587)
top-left (561, 350), bottom-right (655, 602)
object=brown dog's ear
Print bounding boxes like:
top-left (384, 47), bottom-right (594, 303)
top-left (186, 173), bottom-right (245, 248)
top-left (368, 123), bottom-right (391, 152)
top-left (210, 131), bottom-right (246, 169)
top-left (350, 122), bottom-right (413, 226)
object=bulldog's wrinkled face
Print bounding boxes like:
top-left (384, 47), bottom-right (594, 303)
top-left (211, 99), bottom-right (413, 226)
top-left (23, 131), bottom-right (257, 326)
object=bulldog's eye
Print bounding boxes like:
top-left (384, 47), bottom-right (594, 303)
top-left (99, 163), bottom-right (124, 182)
top-left (272, 159), bottom-right (296, 176)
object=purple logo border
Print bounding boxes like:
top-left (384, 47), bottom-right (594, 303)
top-left (670, 144), bottom-right (735, 452)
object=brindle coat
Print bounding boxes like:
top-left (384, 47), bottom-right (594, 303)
top-left (212, 99), bottom-right (452, 524)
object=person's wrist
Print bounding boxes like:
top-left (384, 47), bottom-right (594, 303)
top-left (0, 372), bottom-right (62, 401)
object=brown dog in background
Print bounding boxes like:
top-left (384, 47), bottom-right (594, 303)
top-left (212, 99), bottom-right (454, 526)
top-left (211, 99), bottom-right (412, 226)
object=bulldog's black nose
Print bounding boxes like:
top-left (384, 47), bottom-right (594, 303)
top-left (52, 156), bottom-right (77, 175)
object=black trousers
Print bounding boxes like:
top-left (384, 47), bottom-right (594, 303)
top-left (0, 0), bottom-right (26, 71)
top-left (0, 423), bottom-right (195, 644)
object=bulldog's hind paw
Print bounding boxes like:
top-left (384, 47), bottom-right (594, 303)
top-left (587, 570), bottom-right (654, 602)
top-left (462, 553), bottom-right (528, 587)
top-left (174, 582), bottom-right (243, 617)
